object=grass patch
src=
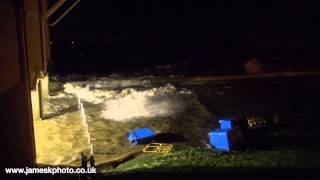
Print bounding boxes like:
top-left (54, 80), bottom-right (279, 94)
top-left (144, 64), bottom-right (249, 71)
top-left (108, 146), bottom-right (320, 174)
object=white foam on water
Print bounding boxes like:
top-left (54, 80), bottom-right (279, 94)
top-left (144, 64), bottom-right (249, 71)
top-left (63, 83), bottom-right (117, 104)
top-left (101, 84), bottom-right (187, 121)
top-left (63, 82), bottom-right (187, 121)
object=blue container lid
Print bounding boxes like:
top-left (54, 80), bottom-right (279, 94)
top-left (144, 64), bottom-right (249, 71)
top-left (219, 119), bottom-right (234, 130)
top-left (128, 128), bottom-right (155, 145)
top-left (219, 118), bottom-right (248, 131)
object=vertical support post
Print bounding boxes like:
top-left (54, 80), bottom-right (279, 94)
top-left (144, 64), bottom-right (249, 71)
top-left (90, 144), bottom-right (93, 155)
top-left (38, 81), bottom-right (44, 120)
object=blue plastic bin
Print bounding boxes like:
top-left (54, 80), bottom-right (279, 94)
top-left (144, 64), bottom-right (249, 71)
top-left (128, 128), bottom-right (155, 145)
top-left (208, 127), bottom-right (243, 151)
top-left (219, 118), bottom-right (248, 132)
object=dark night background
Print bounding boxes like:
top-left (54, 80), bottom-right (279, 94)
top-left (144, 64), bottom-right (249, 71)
top-left (48, 0), bottom-right (320, 76)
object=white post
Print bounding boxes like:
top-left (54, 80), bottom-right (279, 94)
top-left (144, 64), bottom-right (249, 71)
top-left (87, 133), bottom-right (91, 144)
top-left (82, 118), bottom-right (85, 128)
top-left (77, 95), bottom-right (80, 108)
top-left (82, 114), bottom-right (86, 127)
top-left (90, 144), bottom-right (94, 155)
top-left (84, 123), bottom-right (88, 135)
top-left (81, 108), bottom-right (84, 117)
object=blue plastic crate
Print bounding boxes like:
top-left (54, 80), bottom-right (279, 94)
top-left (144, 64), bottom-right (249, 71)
top-left (128, 128), bottom-right (155, 145)
top-left (219, 118), bottom-right (248, 132)
top-left (208, 127), bottom-right (243, 152)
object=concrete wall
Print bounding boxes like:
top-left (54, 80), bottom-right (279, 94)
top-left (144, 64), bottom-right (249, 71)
top-left (0, 83), bottom-right (36, 168)
top-left (0, 0), bottom-right (36, 168)
top-left (0, 0), bottom-right (22, 95)
top-left (24, 0), bottom-right (50, 122)
top-left (24, 0), bottom-right (45, 90)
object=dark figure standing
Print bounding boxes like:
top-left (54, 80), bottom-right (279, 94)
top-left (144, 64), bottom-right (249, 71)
top-left (89, 155), bottom-right (95, 168)
top-left (81, 152), bottom-right (88, 170)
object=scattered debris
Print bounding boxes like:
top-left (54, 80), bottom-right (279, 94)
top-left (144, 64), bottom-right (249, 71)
top-left (143, 143), bottom-right (174, 153)
top-left (247, 116), bottom-right (268, 128)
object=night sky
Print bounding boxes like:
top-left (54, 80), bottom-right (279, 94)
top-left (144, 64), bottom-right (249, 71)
top-left (49, 0), bottom-right (320, 75)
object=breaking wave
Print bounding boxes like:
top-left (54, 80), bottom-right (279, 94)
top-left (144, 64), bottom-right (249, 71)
top-left (63, 82), bottom-right (189, 121)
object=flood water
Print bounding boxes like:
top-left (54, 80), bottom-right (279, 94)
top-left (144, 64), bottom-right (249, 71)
top-left (34, 75), bottom-right (320, 167)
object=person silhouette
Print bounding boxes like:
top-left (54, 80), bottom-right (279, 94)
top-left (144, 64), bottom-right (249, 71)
top-left (81, 152), bottom-right (88, 170)
top-left (89, 155), bottom-right (95, 168)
